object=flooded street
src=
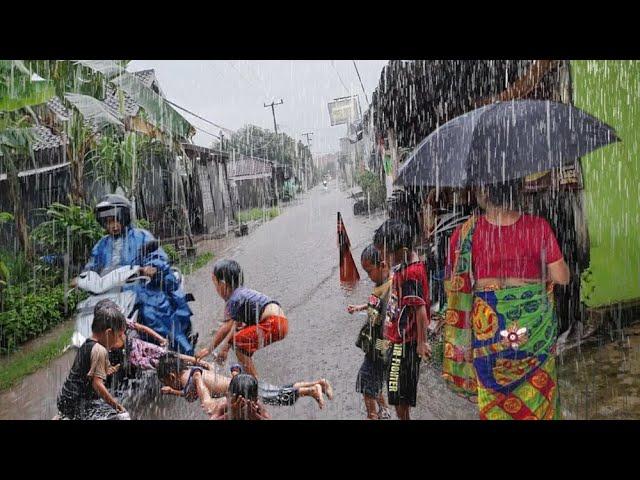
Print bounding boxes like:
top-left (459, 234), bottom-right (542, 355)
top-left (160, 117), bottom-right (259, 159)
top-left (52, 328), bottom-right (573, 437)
top-left (1, 181), bottom-right (638, 420)
top-left (0, 181), bottom-right (474, 419)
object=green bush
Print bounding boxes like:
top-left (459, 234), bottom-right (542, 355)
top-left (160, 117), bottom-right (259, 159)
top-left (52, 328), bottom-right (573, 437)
top-left (31, 203), bottom-right (104, 268)
top-left (0, 249), bottom-right (32, 286)
top-left (355, 170), bottom-right (386, 208)
top-left (0, 284), bottom-right (83, 354)
top-left (162, 244), bottom-right (180, 264)
top-left (179, 252), bottom-right (214, 275)
top-left (134, 218), bottom-right (152, 230)
top-left (0, 212), bottom-right (13, 289)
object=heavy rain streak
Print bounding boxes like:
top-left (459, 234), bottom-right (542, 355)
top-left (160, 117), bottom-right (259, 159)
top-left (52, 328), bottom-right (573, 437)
top-left (0, 60), bottom-right (638, 420)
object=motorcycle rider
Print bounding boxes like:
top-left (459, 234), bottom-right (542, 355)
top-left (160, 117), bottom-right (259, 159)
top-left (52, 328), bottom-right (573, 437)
top-left (80, 194), bottom-right (195, 355)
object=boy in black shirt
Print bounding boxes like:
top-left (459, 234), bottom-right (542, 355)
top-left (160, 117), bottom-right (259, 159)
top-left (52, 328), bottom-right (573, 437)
top-left (57, 299), bottom-right (128, 420)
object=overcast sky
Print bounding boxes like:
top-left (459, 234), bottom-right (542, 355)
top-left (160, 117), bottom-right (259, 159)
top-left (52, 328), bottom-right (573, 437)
top-left (128, 60), bottom-right (387, 155)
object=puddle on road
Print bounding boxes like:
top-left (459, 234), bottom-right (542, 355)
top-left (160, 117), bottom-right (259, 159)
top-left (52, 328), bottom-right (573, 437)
top-left (558, 321), bottom-right (640, 419)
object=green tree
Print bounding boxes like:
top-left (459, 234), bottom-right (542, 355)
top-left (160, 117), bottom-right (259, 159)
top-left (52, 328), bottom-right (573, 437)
top-left (22, 60), bottom-right (127, 204)
top-left (217, 124), bottom-right (312, 168)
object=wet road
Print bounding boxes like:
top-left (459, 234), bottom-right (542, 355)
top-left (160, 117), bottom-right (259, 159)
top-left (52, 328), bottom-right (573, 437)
top-left (3, 180), bottom-right (640, 419)
top-left (138, 180), bottom-right (475, 419)
top-left (0, 180), bottom-right (476, 420)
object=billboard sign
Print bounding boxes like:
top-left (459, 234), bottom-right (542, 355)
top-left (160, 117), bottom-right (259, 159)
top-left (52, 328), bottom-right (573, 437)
top-left (328, 96), bottom-right (359, 126)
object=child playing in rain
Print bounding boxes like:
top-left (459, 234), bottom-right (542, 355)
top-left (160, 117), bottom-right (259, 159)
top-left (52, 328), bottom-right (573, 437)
top-left (205, 373), bottom-right (270, 420)
top-left (93, 299), bottom-right (208, 373)
top-left (347, 244), bottom-right (392, 420)
top-left (195, 259), bottom-right (288, 378)
top-left (373, 219), bottom-right (431, 420)
top-left (156, 356), bottom-right (333, 414)
top-left (56, 302), bottom-right (129, 420)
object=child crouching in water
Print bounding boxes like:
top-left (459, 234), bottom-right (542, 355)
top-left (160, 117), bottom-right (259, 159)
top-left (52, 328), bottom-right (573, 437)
top-left (57, 301), bottom-right (129, 420)
top-left (196, 259), bottom-right (288, 378)
top-left (347, 244), bottom-right (392, 420)
top-left (156, 356), bottom-right (333, 415)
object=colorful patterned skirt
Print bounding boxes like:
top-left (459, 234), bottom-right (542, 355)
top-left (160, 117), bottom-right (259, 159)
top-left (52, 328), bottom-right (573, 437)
top-left (471, 284), bottom-right (561, 420)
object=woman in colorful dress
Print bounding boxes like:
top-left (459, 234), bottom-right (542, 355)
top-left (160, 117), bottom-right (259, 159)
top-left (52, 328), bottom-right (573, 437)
top-left (442, 180), bottom-right (570, 420)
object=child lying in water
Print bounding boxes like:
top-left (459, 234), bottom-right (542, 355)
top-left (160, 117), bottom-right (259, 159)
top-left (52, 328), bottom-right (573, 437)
top-left (156, 356), bottom-right (333, 413)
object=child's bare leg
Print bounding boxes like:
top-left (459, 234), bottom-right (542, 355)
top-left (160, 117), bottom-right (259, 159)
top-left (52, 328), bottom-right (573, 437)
top-left (298, 385), bottom-right (325, 409)
top-left (292, 379), bottom-right (333, 400)
top-left (376, 392), bottom-right (389, 410)
top-left (364, 395), bottom-right (379, 419)
top-left (317, 379), bottom-right (333, 400)
top-left (235, 350), bottom-right (258, 378)
top-left (395, 403), bottom-right (411, 420)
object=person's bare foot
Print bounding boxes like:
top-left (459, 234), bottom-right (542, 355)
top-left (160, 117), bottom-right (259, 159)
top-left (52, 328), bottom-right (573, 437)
top-left (309, 384), bottom-right (325, 409)
top-left (318, 379), bottom-right (334, 400)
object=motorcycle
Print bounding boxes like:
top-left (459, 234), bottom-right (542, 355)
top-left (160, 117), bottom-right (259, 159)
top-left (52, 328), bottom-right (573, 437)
top-left (69, 241), bottom-right (197, 392)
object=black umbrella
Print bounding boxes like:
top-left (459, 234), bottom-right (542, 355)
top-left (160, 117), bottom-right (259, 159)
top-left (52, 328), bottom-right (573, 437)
top-left (396, 100), bottom-right (620, 187)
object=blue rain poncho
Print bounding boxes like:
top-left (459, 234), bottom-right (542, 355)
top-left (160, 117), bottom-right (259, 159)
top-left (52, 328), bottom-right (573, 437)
top-left (85, 227), bottom-right (194, 355)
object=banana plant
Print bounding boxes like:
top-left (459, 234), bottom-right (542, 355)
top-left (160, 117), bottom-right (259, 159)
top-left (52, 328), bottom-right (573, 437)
top-left (20, 60), bottom-right (125, 204)
top-left (0, 212), bottom-right (13, 288)
top-left (0, 60), bottom-right (56, 112)
top-left (0, 113), bottom-right (40, 258)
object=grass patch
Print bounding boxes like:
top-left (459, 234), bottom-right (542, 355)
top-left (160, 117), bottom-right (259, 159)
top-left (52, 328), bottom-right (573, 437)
top-left (237, 207), bottom-right (280, 224)
top-left (0, 325), bottom-right (74, 391)
top-left (178, 252), bottom-right (215, 275)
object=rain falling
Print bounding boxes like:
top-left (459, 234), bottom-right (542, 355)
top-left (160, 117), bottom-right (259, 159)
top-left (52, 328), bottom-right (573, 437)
top-left (0, 59), bottom-right (638, 420)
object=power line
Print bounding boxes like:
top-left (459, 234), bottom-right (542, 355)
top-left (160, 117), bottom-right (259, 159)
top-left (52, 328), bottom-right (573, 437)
top-left (352, 60), bottom-right (370, 106)
top-left (164, 98), bottom-right (234, 135)
top-left (331, 60), bottom-right (350, 94)
top-left (193, 125), bottom-right (221, 140)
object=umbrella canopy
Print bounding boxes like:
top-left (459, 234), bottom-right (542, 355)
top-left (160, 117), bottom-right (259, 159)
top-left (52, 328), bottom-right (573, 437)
top-left (396, 100), bottom-right (620, 187)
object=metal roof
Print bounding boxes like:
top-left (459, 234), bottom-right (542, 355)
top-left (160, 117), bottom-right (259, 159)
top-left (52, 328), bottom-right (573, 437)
top-left (228, 155), bottom-right (272, 179)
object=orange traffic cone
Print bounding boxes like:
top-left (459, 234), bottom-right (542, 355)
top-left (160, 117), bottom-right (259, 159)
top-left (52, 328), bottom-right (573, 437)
top-left (337, 212), bottom-right (360, 284)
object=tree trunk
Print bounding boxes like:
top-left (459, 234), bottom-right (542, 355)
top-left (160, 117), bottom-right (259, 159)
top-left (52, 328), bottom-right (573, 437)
top-left (68, 143), bottom-right (86, 205)
top-left (66, 113), bottom-right (87, 205)
top-left (6, 159), bottom-right (32, 259)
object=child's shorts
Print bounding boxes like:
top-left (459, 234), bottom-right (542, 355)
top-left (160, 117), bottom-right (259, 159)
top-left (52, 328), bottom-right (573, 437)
top-left (386, 341), bottom-right (421, 407)
top-left (356, 356), bottom-right (386, 398)
top-left (233, 315), bottom-right (288, 356)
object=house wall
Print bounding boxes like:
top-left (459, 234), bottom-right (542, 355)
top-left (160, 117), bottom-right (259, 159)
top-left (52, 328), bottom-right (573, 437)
top-left (232, 176), bottom-right (273, 211)
top-left (572, 60), bottom-right (640, 307)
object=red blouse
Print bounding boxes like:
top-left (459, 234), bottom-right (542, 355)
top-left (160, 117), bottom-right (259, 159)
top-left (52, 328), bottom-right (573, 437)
top-left (447, 214), bottom-right (563, 280)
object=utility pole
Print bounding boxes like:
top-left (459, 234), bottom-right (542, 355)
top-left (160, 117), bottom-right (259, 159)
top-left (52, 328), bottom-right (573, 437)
top-left (265, 99), bottom-right (284, 202)
top-left (302, 132), bottom-right (313, 145)
top-left (301, 132), bottom-right (313, 190)
top-left (264, 99), bottom-right (284, 135)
